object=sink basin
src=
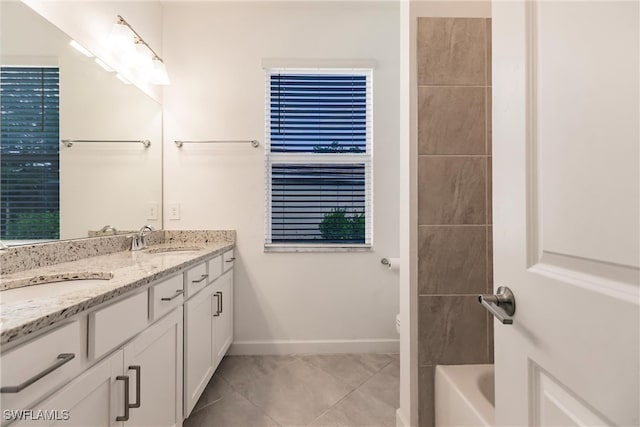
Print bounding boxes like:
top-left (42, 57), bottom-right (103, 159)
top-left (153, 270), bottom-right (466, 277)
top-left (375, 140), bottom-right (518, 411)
top-left (1, 272), bottom-right (113, 291)
top-left (143, 246), bottom-right (204, 254)
top-left (0, 273), bottom-right (114, 304)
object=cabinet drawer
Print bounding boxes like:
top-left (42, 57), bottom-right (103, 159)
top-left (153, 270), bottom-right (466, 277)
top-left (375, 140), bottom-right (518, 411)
top-left (88, 291), bottom-right (148, 360)
top-left (1, 321), bottom-right (82, 418)
top-left (222, 250), bottom-right (235, 272)
top-left (207, 255), bottom-right (223, 284)
top-left (186, 262), bottom-right (208, 297)
top-left (149, 274), bottom-right (184, 321)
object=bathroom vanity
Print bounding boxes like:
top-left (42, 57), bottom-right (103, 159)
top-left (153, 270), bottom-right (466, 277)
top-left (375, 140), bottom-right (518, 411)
top-left (0, 231), bottom-right (234, 426)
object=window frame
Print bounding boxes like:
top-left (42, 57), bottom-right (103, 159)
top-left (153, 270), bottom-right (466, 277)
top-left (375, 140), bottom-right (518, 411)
top-left (264, 67), bottom-right (374, 252)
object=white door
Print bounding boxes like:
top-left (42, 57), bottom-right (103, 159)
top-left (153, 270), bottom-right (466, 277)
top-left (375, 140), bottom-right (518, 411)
top-left (15, 350), bottom-right (124, 427)
top-left (123, 308), bottom-right (183, 427)
top-left (493, 1), bottom-right (639, 426)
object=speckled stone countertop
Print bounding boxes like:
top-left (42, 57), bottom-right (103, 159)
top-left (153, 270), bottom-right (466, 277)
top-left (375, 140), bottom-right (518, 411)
top-left (0, 230), bottom-right (235, 345)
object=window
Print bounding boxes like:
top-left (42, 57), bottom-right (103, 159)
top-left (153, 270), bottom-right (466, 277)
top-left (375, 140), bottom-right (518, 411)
top-left (0, 67), bottom-right (60, 241)
top-left (265, 69), bottom-right (372, 250)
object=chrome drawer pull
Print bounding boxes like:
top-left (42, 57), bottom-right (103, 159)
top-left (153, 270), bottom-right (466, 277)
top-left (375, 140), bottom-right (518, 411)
top-left (225, 257), bottom-right (235, 263)
top-left (116, 375), bottom-right (130, 421)
top-left (213, 292), bottom-right (221, 317)
top-left (192, 274), bottom-right (209, 283)
top-left (478, 286), bottom-right (516, 325)
top-left (161, 289), bottom-right (184, 301)
top-left (0, 353), bottom-right (75, 393)
top-left (129, 365), bottom-right (141, 409)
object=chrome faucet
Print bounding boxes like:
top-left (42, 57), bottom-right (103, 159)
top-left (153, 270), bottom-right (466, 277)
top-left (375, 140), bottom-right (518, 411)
top-left (131, 225), bottom-right (154, 251)
top-left (100, 225), bottom-right (118, 235)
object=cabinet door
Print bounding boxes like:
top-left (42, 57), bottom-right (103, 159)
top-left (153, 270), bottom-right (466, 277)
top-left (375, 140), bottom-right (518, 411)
top-left (123, 308), bottom-right (182, 427)
top-left (14, 350), bottom-right (124, 427)
top-left (183, 285), bottom-right (215, 417)
top-left (213, 270), bottom-right (233, 365)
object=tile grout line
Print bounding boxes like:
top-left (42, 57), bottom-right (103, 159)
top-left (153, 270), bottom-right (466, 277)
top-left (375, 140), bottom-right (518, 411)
top-left (299, 354), bottom-right (394, 392)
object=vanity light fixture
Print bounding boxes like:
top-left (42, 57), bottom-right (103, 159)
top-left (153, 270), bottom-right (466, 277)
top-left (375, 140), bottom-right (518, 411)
top-left (108, 15), bottom-right (170, 85)
top-left (69, 40), bottom-right (94, 57)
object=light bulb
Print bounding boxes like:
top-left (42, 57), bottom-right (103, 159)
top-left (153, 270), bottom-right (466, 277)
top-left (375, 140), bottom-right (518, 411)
top-left (135, 43), bottom-right (154, 75)
top-left (151, 59), bottom-right (170, 85)
top-left (108, 21), bottom-right (135, 58)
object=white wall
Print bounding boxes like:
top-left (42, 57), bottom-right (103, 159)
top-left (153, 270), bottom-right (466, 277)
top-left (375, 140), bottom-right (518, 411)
top-left (22, 0), bottom-right (164, 101)
top-left (1, 1), bottom-right (162, 240)
top-left (162, 1), bottom-right (400, 354)
top-left (399, 2), bottom-right (491, 425)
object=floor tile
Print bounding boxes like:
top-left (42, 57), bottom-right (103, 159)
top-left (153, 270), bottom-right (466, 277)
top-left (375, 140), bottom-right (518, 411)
top-left (243, 359), bottom-right (353, 427)
top-left (298, 353), bottom-right (393, 388)
top-left (192, 374), bottom-right (234, 414)
top-left (183, 391), bottom-right (279, 427)
top-left (357, 358), bottom-right (400, 409)
top-left (216, 355), bottom-right (297, 389)
top-left (308, 389), bottom-right (396, 427)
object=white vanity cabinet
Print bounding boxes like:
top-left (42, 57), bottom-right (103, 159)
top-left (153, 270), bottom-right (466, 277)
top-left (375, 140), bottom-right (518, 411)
top-left (183, 284), bottom-right (215, 416)
top-left (122, 307), bottom-right (183, 427)
top-left (183, 251), bottom-right (234, 418)
top-left (11, 308), bottom-right (183, 427)
top-left (213, 269), bottom-right (233, 364)
top-left (12, 349), bottom-right (124, 427)
top-left (1, 246), bottom-right (234, 426)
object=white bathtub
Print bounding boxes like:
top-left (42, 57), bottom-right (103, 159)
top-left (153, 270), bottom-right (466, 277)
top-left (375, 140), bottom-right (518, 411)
top-left (435, 364), bottom-right (495, 427)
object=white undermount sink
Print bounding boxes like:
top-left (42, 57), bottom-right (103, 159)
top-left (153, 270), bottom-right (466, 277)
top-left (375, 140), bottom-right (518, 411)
top-left (0, 272), bottom-right (113, 304)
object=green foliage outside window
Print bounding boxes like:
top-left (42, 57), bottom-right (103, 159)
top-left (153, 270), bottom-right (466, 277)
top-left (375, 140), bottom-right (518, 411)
top-left (318, 208), bottom-right (365, 242)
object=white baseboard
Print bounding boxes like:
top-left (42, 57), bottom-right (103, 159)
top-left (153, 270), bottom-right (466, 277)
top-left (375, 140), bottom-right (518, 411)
top-left (396, 408), bottom-right (411, 427)
top-left (228, 338), bottom-right (400, 355)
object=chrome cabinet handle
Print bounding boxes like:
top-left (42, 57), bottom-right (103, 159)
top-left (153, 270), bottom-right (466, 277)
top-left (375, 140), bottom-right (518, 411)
top-left (129, 365), bottom-right (141, 409)
top-left (213, 292), bottom-right (221, 317)
top-left (219, 291), bottom-right (223, 313)
top-left (225, 257), bottom-right (235, 263)
top-left (192, 274), bottom-right (209, 283)
top-left (116, 375), bottom-right (130, 421)
top-left (478, 286), bottom-right (516, 325)
top-left (0, 353), bottom-right (75, 393)
top-left (161, 289), bottom-right (184, 301)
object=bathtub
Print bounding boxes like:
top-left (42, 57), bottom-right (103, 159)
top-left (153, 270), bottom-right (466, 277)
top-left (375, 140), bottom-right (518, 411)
top-left (435, 364), bottom-right (495, 427)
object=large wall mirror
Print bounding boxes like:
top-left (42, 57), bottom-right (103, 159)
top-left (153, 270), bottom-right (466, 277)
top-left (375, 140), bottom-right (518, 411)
top-left (0, 1), bottom-right (162, 245)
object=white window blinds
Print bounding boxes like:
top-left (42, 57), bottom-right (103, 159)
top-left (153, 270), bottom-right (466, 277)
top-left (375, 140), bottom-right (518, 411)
top-left (265, 69), bottom-right (373, 248)
top-left (0, 67), bottom-right (60, 240)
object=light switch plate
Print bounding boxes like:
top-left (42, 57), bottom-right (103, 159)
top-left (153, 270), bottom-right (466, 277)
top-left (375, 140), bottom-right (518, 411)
top-left (147, 202), bottom-right (159, 220)
top-left (168, 203), bottom-right (180, 220)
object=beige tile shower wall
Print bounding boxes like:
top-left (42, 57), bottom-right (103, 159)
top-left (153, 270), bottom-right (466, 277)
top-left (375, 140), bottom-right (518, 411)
top-left (416, 17), bottom-right (492, 427)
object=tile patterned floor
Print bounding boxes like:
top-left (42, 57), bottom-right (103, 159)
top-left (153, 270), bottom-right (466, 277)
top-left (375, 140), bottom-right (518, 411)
top-left (184, 354), bottom-right (399, 427)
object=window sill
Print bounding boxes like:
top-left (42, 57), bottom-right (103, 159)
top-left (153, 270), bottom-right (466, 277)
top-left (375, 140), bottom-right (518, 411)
top-left (264, 244), bottom-right (373, 253)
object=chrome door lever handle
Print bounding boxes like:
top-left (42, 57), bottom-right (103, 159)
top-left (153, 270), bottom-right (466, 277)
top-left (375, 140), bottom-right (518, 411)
top-left (478, 286), bottom-right (516, 325)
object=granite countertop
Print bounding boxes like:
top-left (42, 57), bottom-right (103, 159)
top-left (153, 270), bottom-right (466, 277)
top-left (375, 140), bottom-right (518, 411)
top-left (0, 233), bottom-right (234, 345)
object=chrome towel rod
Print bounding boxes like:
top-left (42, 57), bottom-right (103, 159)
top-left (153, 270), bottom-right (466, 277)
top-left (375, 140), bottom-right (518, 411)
top-left (61, 139), bottom-right (151, 148)
top-left (174, 140), bottom-right (260, 148)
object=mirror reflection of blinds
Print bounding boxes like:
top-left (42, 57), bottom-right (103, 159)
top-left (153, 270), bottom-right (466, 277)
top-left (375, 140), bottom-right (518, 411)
top-left (270, 74), bottom-right (367, 153)
top-left (0, 67), bottom-right (60, 240)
